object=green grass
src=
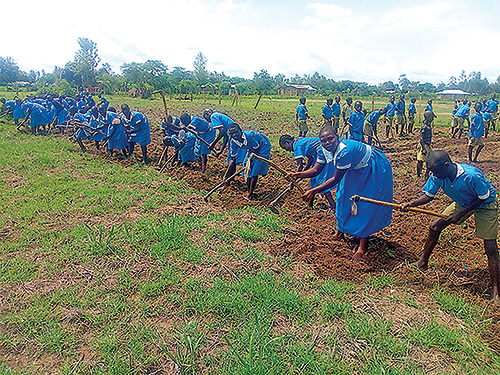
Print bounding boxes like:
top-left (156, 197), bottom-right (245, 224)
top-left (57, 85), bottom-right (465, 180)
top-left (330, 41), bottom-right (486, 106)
top-left (0, 95), bottom-right (498, 374)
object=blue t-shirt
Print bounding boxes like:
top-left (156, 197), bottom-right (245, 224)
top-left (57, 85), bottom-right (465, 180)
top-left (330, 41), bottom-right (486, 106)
top-left (486, 99), bottom-right (499, 113)
top-left (469, 112), bottom-right (484, 138)
top-left (296, 104), bottom-right (308, 120)
top-left (332, 102), bottom-right (341, 116)
top-left (395, 100), bottom-right (405, 115)
top-left (322, 105), bottom-right (333, 119)
top-left (455, 104), bottom-right (470, 118)
top-left (424, 104), bottom-right (433, 112)
top-left (423, 163), bottom-right (496, 208)
top-left (210, 113), bottom-right (235, 132)
top-left (384, 102), bottom-right (396, 117)
top-left (293, 137), bottom-right (321, 163)
top-left (408, 103), bottom-right (416, 117)
top-left (366, 110), bottom-right (382, 126)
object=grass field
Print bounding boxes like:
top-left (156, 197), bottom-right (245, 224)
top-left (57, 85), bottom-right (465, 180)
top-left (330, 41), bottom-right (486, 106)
top-left (1, 93), bottom-right (499, 374)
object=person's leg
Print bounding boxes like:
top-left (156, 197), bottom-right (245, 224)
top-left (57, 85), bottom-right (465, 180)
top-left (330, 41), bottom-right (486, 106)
top-left (484, 239), bottom-right (500, 304)
top-left (141, 145), bottom-right (148, 163)
top-left (200, 154), bottom-right (208, 172)
top-left (122, 149), bottom-right (128, 158)
top-left (415, 218), bottom-right (449, 270)
top-left (77, 139), bottom-right (87, 152)
top-left (128, 142), bottom-right (135, 156)
top-left (473, 145), bottom-right (484, 162)
top-left (248, 176), bottom-right (258, 198)
top-left (224, 161), bottom-right (237, 186)
top-left (324, 191), bottom-right (335, 212)
top-left (353, 238), bottom-right (368, 262)
top-left (416, 161), bottom-right (423, 177)
top-left (94, 141), bottom-right (100, 150)
top-left (468, 145), bottom-right (474, 162)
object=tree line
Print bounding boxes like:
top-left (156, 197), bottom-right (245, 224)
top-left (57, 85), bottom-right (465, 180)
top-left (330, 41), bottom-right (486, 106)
top-left (1, 38), bottom-right (499, 98)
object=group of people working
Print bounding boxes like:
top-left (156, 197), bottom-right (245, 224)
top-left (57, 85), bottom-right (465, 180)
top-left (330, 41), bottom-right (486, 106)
top-left (1, 92), bottom-right (499, 304)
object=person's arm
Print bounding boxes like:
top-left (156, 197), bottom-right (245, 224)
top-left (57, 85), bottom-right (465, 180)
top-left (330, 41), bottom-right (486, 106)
top-left (302, 168), bottom-right (347, 204)
top-left (446, 197), bottom-right (483, 224)
top-left (288, 161), bottom-right (324, 179)
top-left (295, 157), bottom-right (305, 172)
top-left (402, 194), bottom-right (433, 210)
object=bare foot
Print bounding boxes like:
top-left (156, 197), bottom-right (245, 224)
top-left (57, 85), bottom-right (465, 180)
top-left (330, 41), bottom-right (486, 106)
top-left (332, 231), bottom-right (344, 241)
top-left (352, 250), bottom-right (364, 262)
top-left (410, 259), bottom-right (428, 271)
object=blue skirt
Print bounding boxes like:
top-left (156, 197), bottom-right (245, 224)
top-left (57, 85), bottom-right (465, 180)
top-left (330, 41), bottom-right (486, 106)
top-left (335, 148), bottom-right (393, 238)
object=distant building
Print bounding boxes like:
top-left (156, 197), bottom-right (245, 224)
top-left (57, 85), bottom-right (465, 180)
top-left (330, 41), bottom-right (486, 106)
top-left (280, 84), bottom-right (317, 96)
top-left (436, 89), bottom-right (470, 100)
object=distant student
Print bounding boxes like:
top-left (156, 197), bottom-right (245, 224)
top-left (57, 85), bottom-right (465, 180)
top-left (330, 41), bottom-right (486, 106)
top-left (180, 113), bottom-right (216, 173)
top-left (424, 99), bottom-right (433, 113)
top-left (288, 125), bottom-right (393, 262)
top-left (407, 98), bottom-right (417, 134)
top-left (416, 111), bottom-right (435, 179)
top-left (296, 97), bottom-right (309, 138)
top-left (364, 107), bottom-right (388, 145)
top-left (225, 123), bottom-right (271, 199)
top-left (204, 109), bottom-right (237, 156)
top-left (384, 96), bottom-right (396, 139)
top-left (486, 94), bottom-right (499, 131)
top-left (395, 94), bottom-right (406, 135)
top-left (321, 98), bottom-right (333, 127)
top-left (279, 134), bottom-right (336, 210)
top-left (347, 101), bottom-right (365, 142)
top-left (402, 150), bottom-right (500, 304)
top-left (106, 108), bottom-right (129, 158)
top-left (450, 100), bottom-right (460, 137)
top-left (468, 102), bottom-right (485, 163)
top-left (121, 104), bottom-right (151, 163)
top-left (332, 96), bottom-right (341, 132)
top-left (342, 97), bottom-right (353, 133)
top-left (452, 99), bottom-right (470, 139)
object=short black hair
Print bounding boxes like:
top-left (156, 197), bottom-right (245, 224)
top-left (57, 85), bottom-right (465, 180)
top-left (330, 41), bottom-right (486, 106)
top-left (279, 134), bottom-right (294, 149)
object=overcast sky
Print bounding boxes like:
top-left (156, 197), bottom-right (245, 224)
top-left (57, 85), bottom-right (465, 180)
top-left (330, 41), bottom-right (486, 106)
top-left (2, 0), bottom-right (499, 85)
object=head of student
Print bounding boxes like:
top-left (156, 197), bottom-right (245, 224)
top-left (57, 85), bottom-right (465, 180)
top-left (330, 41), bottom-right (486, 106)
top-left (326, 98), bottom-right (333, 106)
top-left (427, 150), bottom-right (455, 180)
top-left (121, 103), bottom-right (131, 118)
top-left (411, 98), bottom-right (416, 103)
top-left (227, 122), bottom-right (243, 140)
top-left (202, 108), bottom-right (213, 122)
top-left (319, 125), bottom-right (338, 152)
top-left (299, 97), bottom-right (306, 105)
top-left (474, 102), bottom-right (482, 113)
top-left (400, 94), bottom-right (405, 100)
top-left (354, 101), bottom-right (363, 112)
top-left (335, 95), bottom-right (341, 103)
top-left (279, 134), bottom-right (295, 152)
top-left (346, 97), bottom-right (353, 105)
top-left (180, 113), bottom-right (191, 126)
top-left (380, 107), bottom-right (388, 115)
top-left (427, 99), bottom-right (432, 105)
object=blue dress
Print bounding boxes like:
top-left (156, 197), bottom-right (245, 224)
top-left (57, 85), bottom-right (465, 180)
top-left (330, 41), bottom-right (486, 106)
top-left (230, 130), bottom-right (271, 178)
top-left (106, 112), bottom-right (129, 151)
top-left (348, 111), bottom-right (365, 141)
top-left (190, 115), bottom-right (216, 156)
top-left (318, 139), bottom-right (393, 238)
top-left (210, 113), bottom-right (235, 132)
top-left (21, 102), bottom-right (51, 129)
top-left (172, 133), bottom-right (197, 163)
top-left (122, 111), bottom-right (151, 147)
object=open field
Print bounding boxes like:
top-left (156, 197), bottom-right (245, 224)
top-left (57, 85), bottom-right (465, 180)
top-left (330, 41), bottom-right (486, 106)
top-left (1, 94), bottom-right (500, 374)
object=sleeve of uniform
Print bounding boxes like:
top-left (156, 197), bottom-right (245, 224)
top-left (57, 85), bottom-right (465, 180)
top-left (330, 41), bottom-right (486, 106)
top-left (334, 147), bottom-right (353, 170)
top-left (316, 148), bottom-right (327, 164)
top-left (470, 173), bottom-right (492, 201)
top-left (422, 176), bottom-right (440, 198)
top-left (293, 141), bottom-right (306, 160)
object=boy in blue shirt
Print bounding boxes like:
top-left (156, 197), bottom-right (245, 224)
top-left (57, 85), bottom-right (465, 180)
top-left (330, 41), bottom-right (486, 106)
top-left (296, 97), bottom-right (309, 138)
top-left (395, 94), bottom-right (406, 135)
top-left (452, 99), bottom-right (470, 139)
top-left (321, 98), bottom-right (333, 127)
top-left (364, 107), bottom-right (387, 145)
top-left (332, 96), bottom-right (341, 132)
top-left (468, 102), bottom-right (485, 163)
top-left (402, 150), bottom-right (500, 304)
top-left (384, 96), bottom-right (396, 139)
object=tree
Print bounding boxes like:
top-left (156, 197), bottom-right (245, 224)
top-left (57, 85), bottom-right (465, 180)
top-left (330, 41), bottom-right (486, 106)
top-left (193, 52), bottom-right (209, 86)
top-left (0, 56), bottom-right (22, 85)
top-left (73, 37), bottom-right (100, 88)
top-left (253, 69), bottom-right (274, 94)
top-left (398, 74), bottom-right (410, 92)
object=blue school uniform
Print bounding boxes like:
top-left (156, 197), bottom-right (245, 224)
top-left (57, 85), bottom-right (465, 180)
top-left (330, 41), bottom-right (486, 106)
top-left (482, 112), bottom-right (493, 125)
top-left (294, 137), bottom-right (335, 192)
top-left (172, 133), bottom-right (197, 163)
top-left (230, 130), bottom-right (271, 178)
top-left (332, 102), bottom-right (341, 116)
top-left (296, 104), bottom-right (308, 120)
top-left (74, 113), bottom-right (92, 140)
top-left (424, 104), bottom-right (433, 112)
top-left (486, 99), bottom-right (499, 113)
top-left (347, 111), bottom-right (365, 141)
top-left (106, 113), bottom-right (128, 151)
top-left (408, 103), bottom-right (416, 118)
top-left (423, 163), bottom-right (495, 208)
top-left (21, 102), bottom-right (51, 129)
top-left (322, 105), bottom-right (333, 119)
top-left (317, 139), bottom-right (393, 238)
top-left (455, 104), bottom-right (470, 118)
top-left (190, 115), bottom-right (216, 156)
top-left (384, 102), bottom-right (395, 117)
top-left (161, 116), bottom-right (181, 136)
top-left (209, 113), bottom-right (235, 132)
top-left (122, 111), bottom-right (151, 147)
top-left (469, 112), bottom-right (484, 138)
top-left (395, 100), bottom-right (405, 115)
